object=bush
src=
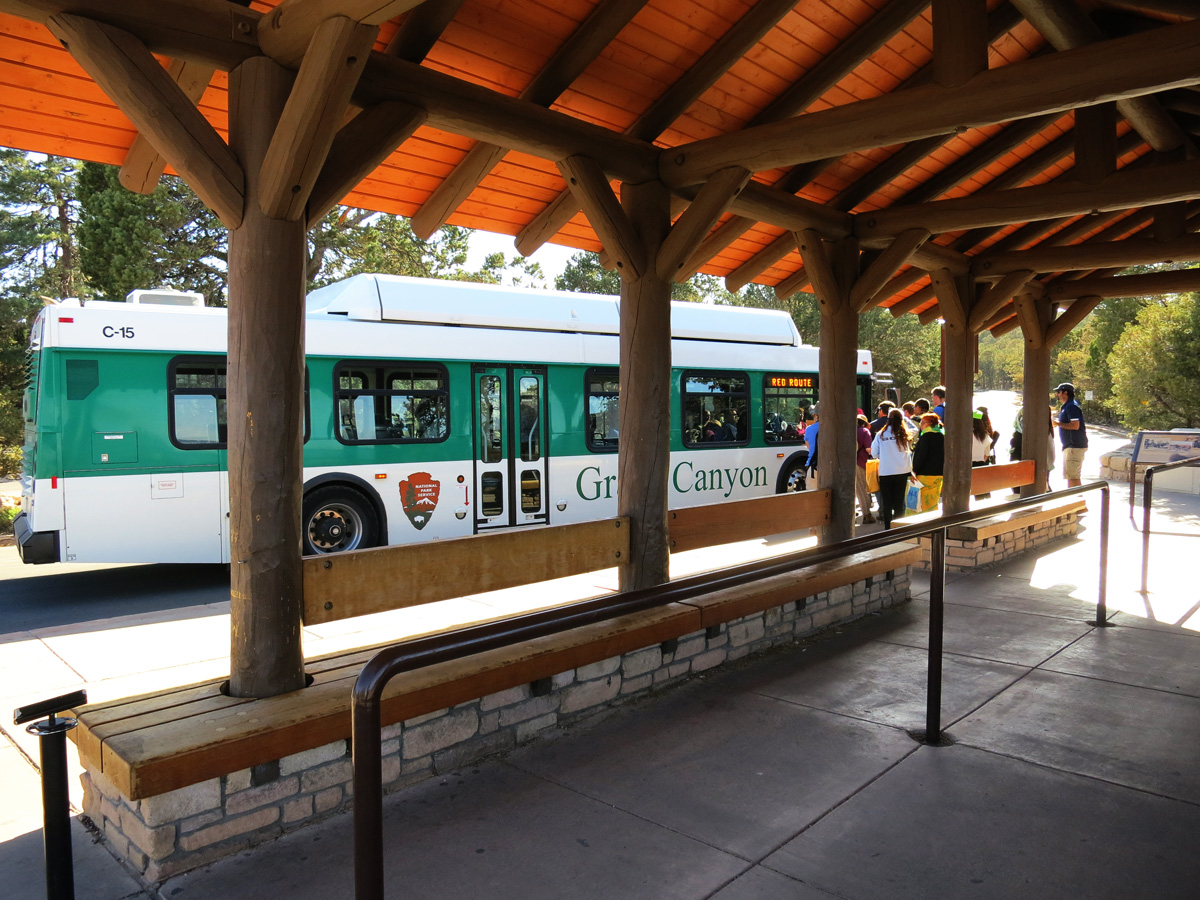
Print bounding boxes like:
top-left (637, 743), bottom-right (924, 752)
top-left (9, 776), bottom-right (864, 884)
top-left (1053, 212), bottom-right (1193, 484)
top-left (0, 444), bottom-right (20, 479)
top-left (0, 504), bottom-right (17, 535)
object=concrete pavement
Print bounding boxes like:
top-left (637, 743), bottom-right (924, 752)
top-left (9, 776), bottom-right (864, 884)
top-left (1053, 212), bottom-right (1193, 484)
top-left (3, 469), bottom-right (1199, 898)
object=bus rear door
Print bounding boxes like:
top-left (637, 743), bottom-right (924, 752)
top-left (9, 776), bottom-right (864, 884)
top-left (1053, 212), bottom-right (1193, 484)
top-left (473, 365), bottom-right (548, 532)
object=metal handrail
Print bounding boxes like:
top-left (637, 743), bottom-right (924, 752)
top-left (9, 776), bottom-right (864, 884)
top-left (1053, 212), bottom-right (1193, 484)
top-left (352, 481), bottom-right (1110, 899)
top-left (1136, 457), bottom-right (1200, 593)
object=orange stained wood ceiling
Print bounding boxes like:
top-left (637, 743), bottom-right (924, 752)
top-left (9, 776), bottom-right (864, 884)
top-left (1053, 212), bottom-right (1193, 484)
top-left (1, 0), bottom-right (1199, 322)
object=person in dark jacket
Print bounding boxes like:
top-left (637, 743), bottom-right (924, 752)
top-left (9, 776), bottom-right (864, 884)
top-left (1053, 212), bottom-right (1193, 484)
top-left (910, 413), bottom-right (945, 512)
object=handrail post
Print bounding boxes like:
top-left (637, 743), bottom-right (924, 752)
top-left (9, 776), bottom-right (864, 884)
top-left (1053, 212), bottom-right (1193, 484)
top-left (1094, 485), bottom-right (1112, 626)
top-left (1141, 469), bottom-right (1153, 594)
top-left (924, 527), bottom-right (946, 744)
top-left (353, 689), bottom-right (385, 900)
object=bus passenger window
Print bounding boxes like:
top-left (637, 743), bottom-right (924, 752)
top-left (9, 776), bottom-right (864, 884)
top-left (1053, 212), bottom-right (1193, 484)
top-left (334, 362), bottom-right (449, 444)
top-left (479, 375), bottom-right (502, 463)
top-left (169, 358), bottom-right (228, 448)
top-left (763, 374), bottom-right (816, 444)
top-left (585, 368), bottom-right (619, 452)
top-left (519, 376), bottom-right (540, 461)
top-left (681, 371), bottom-right (749, 448)
top-left (520, 469), bottom-right (541, 512)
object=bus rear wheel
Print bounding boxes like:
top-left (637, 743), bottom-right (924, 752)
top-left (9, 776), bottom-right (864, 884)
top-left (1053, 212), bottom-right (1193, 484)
top-left (777, 455), bottom-right (809, 493)
top-left (303, 486), bottom-right (379, 555)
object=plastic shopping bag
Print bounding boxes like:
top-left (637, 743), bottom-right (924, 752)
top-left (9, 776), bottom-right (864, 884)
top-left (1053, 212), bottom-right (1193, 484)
top-left (905, 481), bottom-right (922, 513)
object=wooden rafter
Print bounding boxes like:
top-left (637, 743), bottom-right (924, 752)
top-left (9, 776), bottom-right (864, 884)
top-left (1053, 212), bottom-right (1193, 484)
top-left (973, 232), bottom-right (1200, 276)
top-left (257, 0), bottom-right (422, 67)
top-left (557, 155), bottom-right (644, 279)
top-left (118, 58), bottom-right (215, 194)
top-left (660, 18), bottom-right (1200, 186)
top-left (258, 15), bottom-right (377, 221)
top-left (1046, 295), bottom-right (1105, 346)
top-left (1045, 265), bottom-right (1200, 300)
top-left (967, 270), bottom-right (1036, 332)
top-left (514, 0), bottom-right (800, 257)
top-left (656, 167), bottom-right (751, 281)
top-left (932, 0), bottom-right (988, 88)
top-left (849, 229), bottom-right (931, 313)
top-left (1010, 0), bottom-right (1191, 153)
top-left (857, 155), bottom-right (1200, 239)
top-left (45, 12), bottom-right (244, 227)
top-left (410, 0), bottom-right (648, 239)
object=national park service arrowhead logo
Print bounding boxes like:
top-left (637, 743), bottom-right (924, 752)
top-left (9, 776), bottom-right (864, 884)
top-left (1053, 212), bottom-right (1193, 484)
top-left (399, 472), bottom-right (440, 530)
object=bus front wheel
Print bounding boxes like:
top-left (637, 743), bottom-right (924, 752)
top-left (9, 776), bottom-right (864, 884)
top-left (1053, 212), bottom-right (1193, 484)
top-left (777, 454), bottom-right (809, 493)
top-left (303, 486), bottom-right (379, 555)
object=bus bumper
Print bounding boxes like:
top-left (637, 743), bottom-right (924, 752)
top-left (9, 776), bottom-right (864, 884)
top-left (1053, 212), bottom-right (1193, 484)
top-left (14, 511), bottom-right (60, 564)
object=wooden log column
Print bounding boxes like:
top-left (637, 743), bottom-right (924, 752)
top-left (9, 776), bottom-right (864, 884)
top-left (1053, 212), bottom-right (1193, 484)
top-left (227, 57), bottom-right (308, 698)
top-left (797, 230), bottom-right (860, 543)
top-left (617, 180), bottom-right (672, 591)
top-left (933, 270), bottom-right (975, 515)
top-left (1016, 294), bottom-right (1055, 497)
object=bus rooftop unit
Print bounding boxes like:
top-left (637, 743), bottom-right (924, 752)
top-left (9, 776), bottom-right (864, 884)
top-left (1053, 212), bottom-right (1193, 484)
top-left (15, 275), bottom-right (872, 565)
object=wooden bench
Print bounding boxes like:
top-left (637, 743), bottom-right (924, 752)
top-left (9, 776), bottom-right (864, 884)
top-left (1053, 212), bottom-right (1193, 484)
top-left (71, 538), bottom-right (914, 802)
top-left (946, 498), bottom-right (1087, 543)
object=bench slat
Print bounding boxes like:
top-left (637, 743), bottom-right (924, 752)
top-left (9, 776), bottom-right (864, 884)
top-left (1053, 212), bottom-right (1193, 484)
top-left (947, 499), bottom-right (1086, 542)
top-left (302, 517), bottom-right (629, 624)
top-left (681, 544), bottom-right (921, 628)
top-left (970, 460), bottom-right (1035, 496)
top-left (668, 489), bottom-right (830, 553)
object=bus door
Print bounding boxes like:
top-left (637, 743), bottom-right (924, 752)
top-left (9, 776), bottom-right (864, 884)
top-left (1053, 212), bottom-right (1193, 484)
top-left (473, 365), bottom-right (549, 531)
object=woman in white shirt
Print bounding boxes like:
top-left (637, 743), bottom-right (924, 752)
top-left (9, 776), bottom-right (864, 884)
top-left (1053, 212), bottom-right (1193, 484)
top-left (870, 409), bottom-right (913, 529)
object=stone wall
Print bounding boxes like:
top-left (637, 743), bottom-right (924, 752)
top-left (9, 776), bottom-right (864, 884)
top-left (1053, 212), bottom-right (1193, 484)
top-left (80, 565), bottom-right (913, 883)
top-left (913, 508), bottom-right (1080, 573)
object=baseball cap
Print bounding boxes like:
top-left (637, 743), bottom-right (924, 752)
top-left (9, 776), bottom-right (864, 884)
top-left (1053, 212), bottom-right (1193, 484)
top-left (1055, 382), bottom-right (1075, 393)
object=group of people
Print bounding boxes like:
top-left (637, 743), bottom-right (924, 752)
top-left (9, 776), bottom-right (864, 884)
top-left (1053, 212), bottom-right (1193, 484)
top-left (837, 383), bottom-right (1088, 530)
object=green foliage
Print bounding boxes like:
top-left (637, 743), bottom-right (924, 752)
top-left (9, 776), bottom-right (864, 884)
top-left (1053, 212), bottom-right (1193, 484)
top-left (1109, 292), bottom-right (1200, 430)
top-left (0, 443), bottom-right (20, 479)
top-left (0, 503), bottom-right (17, 534)
top-left (309, 213), bottom-right (541, 288)
top-left (976, 329), bottom-right (1024, 390)
top-left (76, 163), bottom-right (227, 305)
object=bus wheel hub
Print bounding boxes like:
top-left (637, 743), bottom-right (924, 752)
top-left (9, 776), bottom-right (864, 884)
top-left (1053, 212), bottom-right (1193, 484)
top-left (311, 511), bottom-right (347, 547)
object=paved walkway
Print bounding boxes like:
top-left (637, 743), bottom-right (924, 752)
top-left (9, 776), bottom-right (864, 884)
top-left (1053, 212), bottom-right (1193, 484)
top-left (3, 476), bottom-right (1199, 898)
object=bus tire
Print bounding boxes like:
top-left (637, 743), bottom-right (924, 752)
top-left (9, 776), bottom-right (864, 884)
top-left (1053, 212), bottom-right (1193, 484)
top-left (303, 486), bottom-right (380, 555)
top-left (776, 452), bottom-right (809, 494)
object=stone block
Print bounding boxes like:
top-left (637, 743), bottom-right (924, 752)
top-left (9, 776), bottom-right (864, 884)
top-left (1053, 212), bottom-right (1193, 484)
top-left (381, 756), bottom-right (402, 786)
top-left (178, 806), bottom-right (279, 852)
top-left (480, 685), bottom-right (529, 711)
top-left (560, 675), bottom-right (621, 714)
top-left (673, 634), bottom-right (706, 659)
top-left (280, 741), bottom-right (347, 776)
top-left (728, 617), bottom-right (765, 647)
top-left (622, 646), bottom-right (662, 678)
top-left (224, 769), bottom-right (252, 794)
top-left (552, 671), bottom-right (575, 689)
top-left (621, 673), bottom-right (654, 695)
top-left (380, 722), bottom-right (404, 741)
top-left (404, 707), bottom-right (479, 760)
top-left (498, 694), bottom-right (558, 727)
top-left (576, 656), bottom-right (621, 681)
top-left (300, 759), bottom-right (353, 794)
top-left (479, 711), bottom-right (500, 734)
top-left (405, 708), bottom-right (448, 728)
top-left (180, 810), bottom-right (223, 834)
top-left (139, 779), bottom-right (221, 827)
top-left (433, 730), bottom-right (514, 773)
top-left (280, 795), bottom-right (313, 824)
top-left (314, 787), bottom-right (343, 814)
top-left (225, 776), bottom-right (298, 816)
top-left (691, 648), bottom-right (727, 673)
top-left (515, 712), bottom-right (558, 743)
top-left (119, 806), bottom-right (176, 860)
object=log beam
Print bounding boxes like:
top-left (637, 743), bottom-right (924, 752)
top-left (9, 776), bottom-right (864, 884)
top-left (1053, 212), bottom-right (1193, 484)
top-left (1015, 294), bottom-right (1055, 496)
top-left (857, 156), bottom-right (1200, 240)
top-left (938, 273), bottom-right (975, 515)
top-left (1074, 103), bottom-right (1117, 184)
top-left (119, 58), bottom-right (215, 194)
top-left (1045, 266), bottom-right (1200, 300)
top-left (657, 167), bottom-right (751, 281)
top-left (850, 228), bottom-right (931, 312)
top-left (259, 15), bottom-right (377, 221)
top-left (659, 18), bottom-right (1200, 186)
top-left (972, 232), bottom-right (1200, 277)
top-left (558, 156), bottom-right (644, 279)
top-left (967, 270), bottom-right (1036, 332)
top-left (1046, 295), bottom-right (1105, 347)
top-left (258, 0), bottom-right (420, 67)
top-left (307, 100), bottom-right (426, 227)
top-left (933, 0), bottom-right (988, 88)
top-left (46, 13), bottom-right (244, 227)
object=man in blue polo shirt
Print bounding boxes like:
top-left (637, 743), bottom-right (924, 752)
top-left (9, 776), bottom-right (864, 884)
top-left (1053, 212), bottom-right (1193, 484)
top-left (1052, 382), bottom-right (1088, 487)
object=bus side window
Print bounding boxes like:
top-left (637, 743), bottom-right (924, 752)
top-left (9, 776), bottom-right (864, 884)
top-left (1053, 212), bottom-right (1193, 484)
top-left (585, 367), bottom-right (619, 452)
top-left (681, 371), bottom-right (749, 448)
top-left (334, 362), bottom-right (449, 445)
top-left (168, 357), bottom-right (228, 449)
top-left (762, 374), bottom-right (815, 444)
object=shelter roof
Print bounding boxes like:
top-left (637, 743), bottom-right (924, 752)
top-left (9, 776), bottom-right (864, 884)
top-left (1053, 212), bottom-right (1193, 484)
top-left (2, 0), bottom-right (1199, 331)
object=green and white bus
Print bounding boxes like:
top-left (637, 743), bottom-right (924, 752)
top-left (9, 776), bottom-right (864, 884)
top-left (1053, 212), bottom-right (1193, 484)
top-left (15, 274), bottom-right (873, 565)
